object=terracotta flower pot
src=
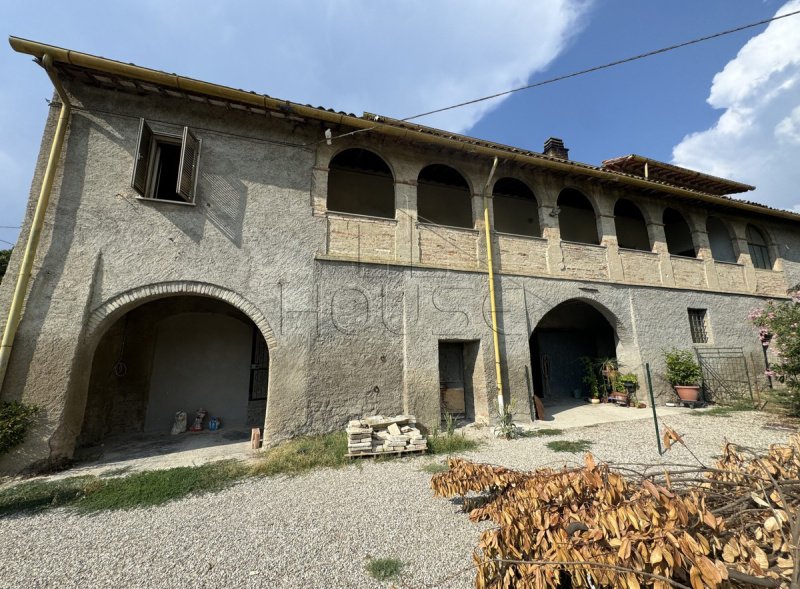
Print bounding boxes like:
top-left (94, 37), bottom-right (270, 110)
top-left (674, 385), bottom-right (701, 402)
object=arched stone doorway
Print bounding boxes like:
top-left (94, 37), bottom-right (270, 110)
top-left (78, 295), bottom-right (270, 448)
top-left (529, 299), bottom-right (617, 407)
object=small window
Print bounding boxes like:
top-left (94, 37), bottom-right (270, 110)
top-left (688, 308), bottom-right (709, 344)
top-left (131, 119), bottom-right (201, 203)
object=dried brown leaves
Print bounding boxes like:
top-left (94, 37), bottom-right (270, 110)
top-left (431, 434), bottom-right (800, 588)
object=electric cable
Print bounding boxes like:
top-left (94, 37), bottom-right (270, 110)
top-left (315, 8), bottom-right (800, 146)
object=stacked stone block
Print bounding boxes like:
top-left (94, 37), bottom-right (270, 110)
top-left (346, 414), bottom-right (427, 456)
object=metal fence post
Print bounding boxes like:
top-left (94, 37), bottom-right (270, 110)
top-left (646, 363), bottom-right (663, 455)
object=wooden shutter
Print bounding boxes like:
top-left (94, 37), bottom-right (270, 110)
top-left (131, 118), bottom-right (153, 195)
top-left (177, 127), bottom-right (201, 202)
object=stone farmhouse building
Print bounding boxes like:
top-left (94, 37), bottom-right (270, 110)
top-left (1, 38), bottom-right (799, 472)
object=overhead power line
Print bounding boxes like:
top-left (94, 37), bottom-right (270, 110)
top-left (319, 8), bottom-right (800, 145)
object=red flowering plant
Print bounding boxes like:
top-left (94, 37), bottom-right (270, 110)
top-left (749, 286), bottom-right (800, 416)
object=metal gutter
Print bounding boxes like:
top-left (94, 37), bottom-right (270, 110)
top-left (0, 54), bottom-right (72, 389)
top-left (8, 36), bottom-right (800, 224)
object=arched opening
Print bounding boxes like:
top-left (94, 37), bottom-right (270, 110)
top-left (327, 148), bottom-right (395, 218)
top-left (614, 199), bottom-right (650, 250)
top-left (746, 224), bottom-right (772, 269)
top-left (558, 188), bottom-right (599, 244)
top-left (417, 164), bottom-right (473, 228)
top-left (78, 295), bottom-right (269, 451)
top-left (663, 208), bottom-right (696, 257)
top-left (492, 177), bottom-right (540, 237)
top-left (706, 217), bottom-right (737, 263)
top-left (529, 300), bottom-right (617, 407)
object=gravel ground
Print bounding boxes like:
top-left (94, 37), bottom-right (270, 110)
top-left (0, 411), bottom-right (795, 589)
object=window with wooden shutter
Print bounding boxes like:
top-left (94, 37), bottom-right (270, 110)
top-left (130, 119), bottom-right (201, 204)
top-left (177, 127), bottom-right (201, 202)
top-left (131, 119), bottom-right (153, 195)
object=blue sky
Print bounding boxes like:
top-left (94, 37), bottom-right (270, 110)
top-left (2, 0), bottom-right (799, 249)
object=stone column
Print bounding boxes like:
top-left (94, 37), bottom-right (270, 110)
top-left (732, 224), bottom-right (757, 292)
top-left (474, 192), bottom-right (489, 271)
top-left (394, 178), bottom-right (419, 265)
top-left (691, 213), bottom-right (717, 290)
top-left (648, 221), bottom-right (674, 286)
top-left (599, 213), bottom-right (623, 281)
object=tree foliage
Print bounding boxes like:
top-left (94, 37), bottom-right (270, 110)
top-left (0, 400), bottom-right (38, 455)
top-left (0, 248), bottom-right (11, 282)
top-left (749, 287), bottom-right (800, 416)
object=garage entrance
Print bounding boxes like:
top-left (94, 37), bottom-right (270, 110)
top-left (78, 295), bottom-right (269, 449)
top-left (530, 300), bottom-right (617, 408)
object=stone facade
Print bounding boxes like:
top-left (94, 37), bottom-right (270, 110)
top-left (1, 60), bottom-right (799, 473)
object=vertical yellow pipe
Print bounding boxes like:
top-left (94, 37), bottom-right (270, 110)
top-left (0, 54), bottom-right (71, 390)
top-left (482, 157), bottom-right (503, 413)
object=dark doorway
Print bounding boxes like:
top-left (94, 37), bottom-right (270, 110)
top-left (438, 341), bottom-right (477, 420)
top-left (529, 300), bottom-right (616, 407)
top-left (79, 296), bottom-right (269, 449)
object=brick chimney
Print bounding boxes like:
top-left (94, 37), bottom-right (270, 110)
top-left (543, 137), bottom-right (569, 160)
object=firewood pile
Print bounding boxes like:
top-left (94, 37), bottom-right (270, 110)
top-left (431, 430), bottom-right (800, 588)
top-left (346, 414), bottom-right (427, 456)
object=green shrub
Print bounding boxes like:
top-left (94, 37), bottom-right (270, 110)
top-left (663, 348), bottom-right (701, 386)
top-left (0, 401), bottom-right (38, 455)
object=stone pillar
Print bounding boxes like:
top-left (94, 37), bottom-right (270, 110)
top-left (599, 213), bottom-right (623, 281)
top-left (474, 192), bottom-right (489, 271)
top-left (395, 178), bottom-right (419, 265)
top-left (648, 222), bottom-right (674, 286)
top-left (693, 227), bottom-right (717, 290)
top-left (732, 224), bottom-right (757, 292)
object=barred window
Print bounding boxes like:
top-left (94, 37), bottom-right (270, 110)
top-left (688, 308), bottom-right (709, 344)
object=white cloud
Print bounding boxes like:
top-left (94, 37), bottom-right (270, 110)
top-left (672, 0), bottom-right (800, 212)
top-left (0, 1), bottom-right (590, 245)
top-left (137, 0), bottom-right (591, 133)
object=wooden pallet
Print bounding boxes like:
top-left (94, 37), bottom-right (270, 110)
top-left (346, 448), bottom-right (427, 459)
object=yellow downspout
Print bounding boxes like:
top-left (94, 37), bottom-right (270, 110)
top-left (0, 54), bottom-right (71, 390)
top-left (482, 157), bottom-right (503, 413)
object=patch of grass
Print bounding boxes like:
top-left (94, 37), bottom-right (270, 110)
top-left (366, 557), bottom-right (404, 581)
top-left (420, 461), bottom-right (449, 474)
top-left (695, 402), bottom-right (754, 417)
top-left (428, 434), bottom-right (478, 455)
top-left (522, 428), bottom-right (564, 438)
top-left (0, 476), bottom-right (92, 517)
top-left (546, 440), bottom-right (593, 453)
top-left (77, 460), bottom-right (246, 512)
top-left (251, 432), bottom-right (349, 476)
top-left (0, 461), bottom-right (249, 517)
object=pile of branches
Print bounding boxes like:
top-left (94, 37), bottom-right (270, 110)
top-left (431, 432), bottom-right (800, 588)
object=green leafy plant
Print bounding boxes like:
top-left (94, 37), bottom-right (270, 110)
top-left (495, 400), bottom-right (518, 439)
top-left (580, 357), bottom-right (601, 399)
top-left (749, 287), bottom-right (800, 416)
top-left (614, 372), bottom-right (639, 393)
top-left (443, 412), bottom-right (455, 437)
top-left (663, 348), bottom-right (702, 386)
top-left (0, 400), bottom-right (39, 455)
top-left (365, 557), bottom-right (404, 581)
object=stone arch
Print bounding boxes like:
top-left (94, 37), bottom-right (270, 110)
top-left (529, 297), bottom-right (627, 406)
top-left (492, 176), bottom-right (540, 237)
top-left (706, 216), bottom-right (737, 263)
top-left (327, 145), bottom-right (397, 180)
top-left (87, 281), bottom-right (278, 350)
top-left (614, 198), bottom-right (651, 251)
top-left (326, 147), bottom-right (396, 218)
top-left (417, 163), bottom-right (474, 228)
top-left (557, 187), bottom-right (599, 244)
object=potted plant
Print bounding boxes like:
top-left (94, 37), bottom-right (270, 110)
top-left (610, 372), bottom-right (638, 406)
top-left (664, 348), bottom-right (702, 402)
top-left (581, 357), bottom-right (602, 404)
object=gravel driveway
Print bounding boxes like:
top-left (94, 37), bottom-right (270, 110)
top-left (0, 411), bottom-right (794, 589)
